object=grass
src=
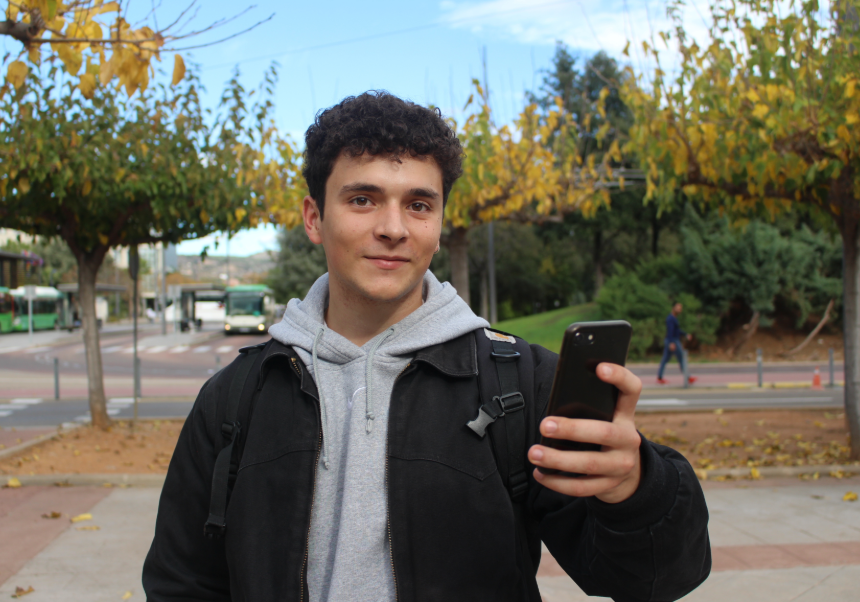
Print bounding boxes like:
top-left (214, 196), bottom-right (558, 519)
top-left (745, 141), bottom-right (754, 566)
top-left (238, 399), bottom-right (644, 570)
top-left (493, 303), bottom-right (601, 353)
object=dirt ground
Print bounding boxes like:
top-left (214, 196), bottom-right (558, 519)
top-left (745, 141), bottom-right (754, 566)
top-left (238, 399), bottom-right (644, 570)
top-left (693, 326), bottom-right (844, 363)
top-left (638, 409), bottom-right (856, 477)
top-left (0, 411), bottom-right (856, 480)
top-left (0, 420), bottom-right (183, 477)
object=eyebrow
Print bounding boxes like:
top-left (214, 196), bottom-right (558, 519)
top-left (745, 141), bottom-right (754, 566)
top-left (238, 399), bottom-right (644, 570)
top-left (339, 182), bottom-right (440, 200)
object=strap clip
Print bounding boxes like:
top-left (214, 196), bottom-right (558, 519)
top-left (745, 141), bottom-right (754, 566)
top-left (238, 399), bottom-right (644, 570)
top-left (203, 513), bottom-right (227, 539)
top-left (220, 421), bottom-right (240, 441)
top-left (496, 392), bottom-right (525, 413)
top-left (490, 350), bottom-right (521, 362)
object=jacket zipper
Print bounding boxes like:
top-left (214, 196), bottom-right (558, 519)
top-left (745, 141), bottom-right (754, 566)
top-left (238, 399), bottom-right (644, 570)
top-left (386, 361), bottom-right (413, 602)
top-left (291, 356), bottom-right (321, 602)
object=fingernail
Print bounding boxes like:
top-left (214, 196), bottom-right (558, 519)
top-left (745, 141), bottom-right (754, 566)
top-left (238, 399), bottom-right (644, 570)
top-left (530, 447), bottom-right (544, 461)
top-left (544, 420), bottom-right (558, 434)
top-left (601, 365), bottom-right (613, 377)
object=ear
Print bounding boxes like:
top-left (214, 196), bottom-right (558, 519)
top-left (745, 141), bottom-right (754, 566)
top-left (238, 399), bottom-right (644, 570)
top-left (303, 196), bottom-right (323, 245)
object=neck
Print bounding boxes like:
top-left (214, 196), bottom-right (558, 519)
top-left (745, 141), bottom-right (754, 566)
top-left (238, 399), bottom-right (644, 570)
top-left (325, 275), bottom-right (425, 347)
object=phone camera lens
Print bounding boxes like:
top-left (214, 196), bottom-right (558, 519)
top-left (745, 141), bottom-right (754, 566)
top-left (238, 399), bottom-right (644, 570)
top-left (588, 334), bottom-right (594, 341)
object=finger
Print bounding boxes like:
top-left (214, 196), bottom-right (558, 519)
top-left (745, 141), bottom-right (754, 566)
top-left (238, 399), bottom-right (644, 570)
top-left (528, 445), bottom-right (637, 477)
top-left (539, 416), bottom-right (638, 449)
top-left (595, 363), bottom-right (642, 420)
top-left (533, 469), bottom-right (621, 498)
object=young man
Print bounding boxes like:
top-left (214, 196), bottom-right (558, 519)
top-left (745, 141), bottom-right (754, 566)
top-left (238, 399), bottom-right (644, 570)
top-left (143, 92), bottom-right (710, 602)
top-left (657, 302), bottom-right (697, 385)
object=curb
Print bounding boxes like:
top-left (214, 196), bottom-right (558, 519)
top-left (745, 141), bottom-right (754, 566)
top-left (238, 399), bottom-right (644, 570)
top-left (6, 473), bottom-right (166, 487)
top-left (0, 423), bottom-right (81, 461)
top-left (696, 463), bottom-right (860, 480)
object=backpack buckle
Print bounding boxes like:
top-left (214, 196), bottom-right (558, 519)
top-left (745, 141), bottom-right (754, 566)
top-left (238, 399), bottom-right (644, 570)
top-left (496, 392), bottom-right (525, 413)
top-left (490, 350), bottom-right (521, 363)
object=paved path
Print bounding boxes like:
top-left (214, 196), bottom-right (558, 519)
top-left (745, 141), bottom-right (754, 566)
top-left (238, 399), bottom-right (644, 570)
top-left (1, 477), bottom-right (858, 601)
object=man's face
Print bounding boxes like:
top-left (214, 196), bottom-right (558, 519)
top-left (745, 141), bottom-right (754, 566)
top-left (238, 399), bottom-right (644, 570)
top-left (673, 303), bottom-right (683, 315)
top-left (302, 153), bottom-right (444, 305)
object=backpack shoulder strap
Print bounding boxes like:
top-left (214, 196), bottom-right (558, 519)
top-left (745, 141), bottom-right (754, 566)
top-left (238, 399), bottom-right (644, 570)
top-left (469, 328), bottom-right (541, 602)
top-left (204, 343), bottom-right (264, 539)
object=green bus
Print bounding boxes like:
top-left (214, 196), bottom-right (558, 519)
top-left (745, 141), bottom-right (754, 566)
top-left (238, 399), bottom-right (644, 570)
top-left (224, 285), bottom-right (277, 334)
top-left (0, 287), bottom-right (12, 334)
top-left (9, 286), bottom-right (66, 332)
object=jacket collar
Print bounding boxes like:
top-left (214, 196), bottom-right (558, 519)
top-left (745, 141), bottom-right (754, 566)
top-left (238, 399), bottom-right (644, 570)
top-left (258, 329), bottom-right (478, 383)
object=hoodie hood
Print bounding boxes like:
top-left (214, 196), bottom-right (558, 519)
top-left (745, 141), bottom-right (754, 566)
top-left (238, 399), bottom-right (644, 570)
top-left (268, 270), bottom-right (489, 464)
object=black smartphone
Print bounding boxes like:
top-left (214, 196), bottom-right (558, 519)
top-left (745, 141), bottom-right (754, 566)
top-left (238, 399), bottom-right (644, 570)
top-left (538, 320), bottom-right (632, 476)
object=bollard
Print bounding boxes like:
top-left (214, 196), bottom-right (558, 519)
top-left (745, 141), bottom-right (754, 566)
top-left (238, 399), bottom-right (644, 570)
top-left (53, 357), bottom-right (60, 400)
top-left (829, 348), bottom-right (835, 388)
top-left (756, 348), bottom-right (763, 388)
top-left (215, 355), bottom-right (221, 373)
top-left (682, 349), bottom-right (690, 389)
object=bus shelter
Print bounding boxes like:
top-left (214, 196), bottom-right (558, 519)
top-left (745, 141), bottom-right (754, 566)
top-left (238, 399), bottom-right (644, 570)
top-left (57, 283), bottom-right (127, 329)
top-left (167, 283), bottom-right (225, 332)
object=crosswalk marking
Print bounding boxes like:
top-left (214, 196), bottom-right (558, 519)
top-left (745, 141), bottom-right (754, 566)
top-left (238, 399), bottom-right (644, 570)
top-left (638, 398), bottom-right (688, 406)
top-left (11, 398), bottom-right (42, 404)
top-left (0, 347), bottom-right (21, 354)
top-left (193, 346), bottom-right (211, 353)
top-left (169, 346), bottom-right (189, 354)
top-left (146, 346), bottom-right (168, 354)
top-left (24, 346), bottom-right (52, 354)
top-left (0, 411), bottom-right (11, 417)
top-left (102, 345), bottom-right (123, 353)
top-left (216, 345), bottom-right (233, 353)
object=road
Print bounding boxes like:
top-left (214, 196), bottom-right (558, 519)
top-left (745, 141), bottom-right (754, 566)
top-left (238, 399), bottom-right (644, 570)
top-left (0, 328), bottom-right (848, 427)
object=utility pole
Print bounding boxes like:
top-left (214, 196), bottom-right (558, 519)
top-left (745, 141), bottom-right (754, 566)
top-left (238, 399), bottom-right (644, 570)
top-left (129, 247), bottom-right (140, 428)
top-left (482, 46), bottom-right (498, 324)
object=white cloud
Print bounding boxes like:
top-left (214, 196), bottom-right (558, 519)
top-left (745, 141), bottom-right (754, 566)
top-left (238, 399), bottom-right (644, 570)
top-left (440, 0), bottom-right (714, 65)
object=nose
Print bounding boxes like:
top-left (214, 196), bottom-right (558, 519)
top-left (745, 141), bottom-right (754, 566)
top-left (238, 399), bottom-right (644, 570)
top-left (374, 202), bottom-right (408, 242)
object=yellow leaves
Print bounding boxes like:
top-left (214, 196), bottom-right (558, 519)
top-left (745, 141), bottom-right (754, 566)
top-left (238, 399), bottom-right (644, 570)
top-left (622, 40), bottom-right (630, 57)
top-left (846, 79), bottom-right (856, 99)
top-left (79, 73), bottom-right (96, 99)
top-left (6, 61), bottom-right (29, 89)
top-left (234, 208), bottom-right (247, 222)
top-left (200, 209), bottom-right (210, 224)
top-left (70, 513), bottom-right (93, 523)
top-left (746, 89), bottom-right (761, 103)
top-left (97, 234), bottom-right (109, 246)
top-left (11, 586), bottom-right (33, 598)
top-left (81, 180), bottom-right (93, 196)
top-left (17, 178), bottom-right (31, 195)
top-left (837, 125), bottom-right (851, 143)
top-left (4, 477), bottom-right (22, 488)
top-left (844, 491), bottom-right (858, 502)
top-left (750, 467), bottom-right (762, 480)
top-left (121, 592), bottom-right (133, 601)
top-left (847, 113), bottom-right (859, 125)
top-left (752, 104), bottom-right (769, 119)
top-left (171, 54), bottom-right (186, 87)
top-left (53, 41), bottom-right (83, 76)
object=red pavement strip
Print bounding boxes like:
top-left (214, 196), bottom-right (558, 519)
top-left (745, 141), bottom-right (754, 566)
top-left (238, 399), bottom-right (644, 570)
top-left (537, 541), bottom-right (860, 577)
top-left (0, 486), bottom-right (110, 587)
top-left (0, 428), bottom-right (56, 451)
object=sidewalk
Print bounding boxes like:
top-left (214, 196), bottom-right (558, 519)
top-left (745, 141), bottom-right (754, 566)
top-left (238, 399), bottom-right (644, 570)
top-left (1, 477), bottom-right (858, 600)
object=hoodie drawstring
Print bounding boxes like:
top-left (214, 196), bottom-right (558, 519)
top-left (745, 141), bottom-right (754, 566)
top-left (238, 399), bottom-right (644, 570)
top-left (312, 326), bottom-right (331, 469)
top-left (365, 327), bottom-right (395, 433)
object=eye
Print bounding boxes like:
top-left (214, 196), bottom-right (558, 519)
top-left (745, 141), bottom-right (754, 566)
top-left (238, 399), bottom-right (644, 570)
top-left (350, 196), bottom-right (372, 207)
top-left (408, 201), bottom-right (430, 212)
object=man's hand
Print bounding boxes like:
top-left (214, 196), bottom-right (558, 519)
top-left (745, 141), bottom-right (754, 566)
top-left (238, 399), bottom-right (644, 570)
top-left (686, 333), bottom-right (693, 342)
top-left (528, 363), bottom-right (643, 504)
top-left (669, 341), bottom-right (677, 351)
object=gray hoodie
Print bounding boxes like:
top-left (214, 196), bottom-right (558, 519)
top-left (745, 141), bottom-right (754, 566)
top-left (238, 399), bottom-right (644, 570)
top-left (268, 271), bottom-right (489, 602)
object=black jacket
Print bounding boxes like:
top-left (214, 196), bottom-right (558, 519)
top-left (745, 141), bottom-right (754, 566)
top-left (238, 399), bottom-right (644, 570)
top-left (143, 333), bottom-right (711, 602)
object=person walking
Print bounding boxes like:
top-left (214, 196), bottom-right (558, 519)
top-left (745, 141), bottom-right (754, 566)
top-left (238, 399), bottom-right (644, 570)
top-left (657, 302), bottom-right (697, 385)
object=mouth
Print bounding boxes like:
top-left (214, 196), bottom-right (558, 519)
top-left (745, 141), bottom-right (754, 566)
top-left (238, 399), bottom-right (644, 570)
top-left (365, 255), bottom-right (410, 270)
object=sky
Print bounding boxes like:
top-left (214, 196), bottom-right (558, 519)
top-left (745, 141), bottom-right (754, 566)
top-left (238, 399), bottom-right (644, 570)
top-left (3, 0), bottom-right (713, 258)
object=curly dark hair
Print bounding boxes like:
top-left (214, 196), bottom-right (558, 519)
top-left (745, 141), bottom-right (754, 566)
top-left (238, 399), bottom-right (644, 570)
top-left (302, 91), bottom-right (463, 217)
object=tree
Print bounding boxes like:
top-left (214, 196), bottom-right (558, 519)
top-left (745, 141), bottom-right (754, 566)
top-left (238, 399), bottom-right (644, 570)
top-left (2, 0), bottom-right (271, 96)
top-left (0, 63), bottom-right (298, 427)
top-left (621, 0), bottom-right (860, 457)
top-left (444, 82), bottom-right (611, 305)
top-left (267, 226), bottom-right (327, 304)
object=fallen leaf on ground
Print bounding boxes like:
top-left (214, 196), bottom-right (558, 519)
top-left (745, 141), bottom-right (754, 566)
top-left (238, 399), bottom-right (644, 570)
top-left (750, 467), bottom-right (762, 480)
top-left (70, 513), bottom-right (92, 523)
top-left (844, 491), bottom-right (858, 502)
top-left (12, 586), bottom-right (34, 598)
top-left (41, 511), bottom-right (61, 519)
top-left (122, 591), bottom-right (133, 600)
top-left (76, 525), bottom-right (100, 531)
top-left (4, 477), bottom-right (21, 488)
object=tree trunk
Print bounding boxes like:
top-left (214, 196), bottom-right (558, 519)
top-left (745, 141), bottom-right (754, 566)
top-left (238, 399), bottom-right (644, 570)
top-left (78, 256), bottom-right (110, 428)
top-left (651, 211), bottom-right (660, 257)
top-left (730, 310), bottom-right (760, 358)
top-left (449, 227), bottom-right (471, 306)
top-left (840, 214), bottom-right (860, 459)
top-left (593, 230), bottom-right (604, 295)
top-left (780, 299), bottom-right (835, 358)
